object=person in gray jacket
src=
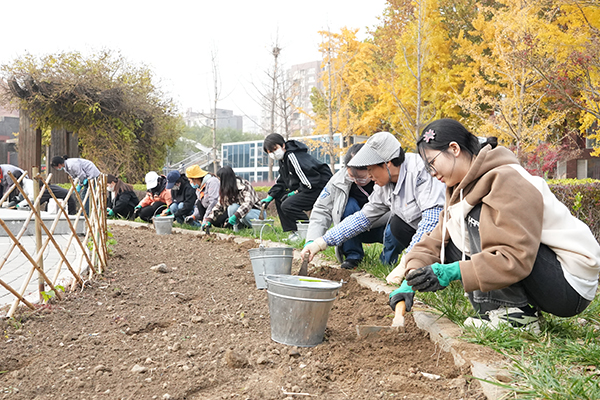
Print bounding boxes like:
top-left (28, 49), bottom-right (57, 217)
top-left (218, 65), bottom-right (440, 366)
top-left (184, 165), bottom-right (220, 226)
top-left (0, 164), bottom-right (26, 204)
top-left (306, 144), bottom-right (402, 269)
top-left (50, 156), bottom-right (101, 216)
top-left (302, 132), bottom-right (446, 266)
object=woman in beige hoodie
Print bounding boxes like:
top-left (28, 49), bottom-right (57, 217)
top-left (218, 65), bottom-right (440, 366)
top-left (389, 119), bottom-right (600, 330)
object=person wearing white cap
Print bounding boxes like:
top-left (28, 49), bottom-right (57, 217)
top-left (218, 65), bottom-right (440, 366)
top-left (134, 171), bottom-right (172, 222)
top-left (301, 132), bottom-right (446, 273)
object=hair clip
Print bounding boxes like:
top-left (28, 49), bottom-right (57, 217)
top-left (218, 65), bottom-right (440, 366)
top-left (423, 129), bottom-right (436, 143)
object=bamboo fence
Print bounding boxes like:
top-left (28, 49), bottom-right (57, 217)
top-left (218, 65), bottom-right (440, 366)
top-left (0, 171), bottom-right (107, 318)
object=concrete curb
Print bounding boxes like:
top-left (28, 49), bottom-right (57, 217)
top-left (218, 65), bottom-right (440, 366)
top-left (107, 220), bottom-right (511, 399)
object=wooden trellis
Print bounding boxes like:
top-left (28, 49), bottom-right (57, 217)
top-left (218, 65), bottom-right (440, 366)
top-left (0, 171), bottom-right (107, 318)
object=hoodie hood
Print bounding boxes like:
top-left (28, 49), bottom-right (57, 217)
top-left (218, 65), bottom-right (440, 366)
top-left (447, 145), bottom-right (518, 205)
top-left (284, 140), bottom-right (309, 154)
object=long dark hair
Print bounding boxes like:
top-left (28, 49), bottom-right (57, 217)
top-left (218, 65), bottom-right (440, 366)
top-left (216, 166), bottom-right (239, 206)
top-left (107, 174), bottom-right (134, 194)
top-left (416, 119), bottom-right (482, 161)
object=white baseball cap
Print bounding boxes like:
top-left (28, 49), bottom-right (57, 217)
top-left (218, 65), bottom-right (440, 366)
top-left (347, 132), bottom-right (402, 167)
top-left (145, 171), bottom-right (159, 190)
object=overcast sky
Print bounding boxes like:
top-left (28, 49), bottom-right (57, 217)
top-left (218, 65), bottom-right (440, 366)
top-left (2, 0), bottom-right (387, 119)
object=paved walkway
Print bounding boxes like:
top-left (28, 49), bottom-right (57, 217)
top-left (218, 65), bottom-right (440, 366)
top-left (0, 208), bottom-right (87, 312)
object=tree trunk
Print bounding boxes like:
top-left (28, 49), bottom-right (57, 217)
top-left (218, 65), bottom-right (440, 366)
top-left (18, 110), bottom-right (42, 178)
top-left (49, 127), bottom-right (79, 183)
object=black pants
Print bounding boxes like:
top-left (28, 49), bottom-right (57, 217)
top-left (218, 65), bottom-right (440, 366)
top-left (41, 185), bottom-right (77, 215)
top-left (139, 202), bottom-right (168, 222)
top-left (389, 214), bottom-right (417, 251)
top-left (446, 203), bottom-right (591, 317)
top-left (275, 189), bottom-right (322, 232)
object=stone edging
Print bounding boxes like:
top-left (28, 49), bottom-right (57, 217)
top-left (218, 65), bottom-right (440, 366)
top-left (108, 220), bottom-right (510, 399)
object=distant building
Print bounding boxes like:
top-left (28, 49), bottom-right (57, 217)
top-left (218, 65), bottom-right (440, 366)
top-left (0, 106), bottom-right (19, 165)
top-left (556, 132), bottom-right (600, 179)
top-left (183, 108), bottom-right (243, 131)
top-left (260, 60), bottom-right (323, 137)
top-left (221, 133), bottom-right (367, 183)
top-left (288, 60), bottom-right (323, 136)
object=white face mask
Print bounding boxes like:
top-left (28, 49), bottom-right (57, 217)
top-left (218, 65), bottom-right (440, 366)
top-left (270, 148), bottom-right (285, 161)
top-left (107, 185), bottom-right (114, 192)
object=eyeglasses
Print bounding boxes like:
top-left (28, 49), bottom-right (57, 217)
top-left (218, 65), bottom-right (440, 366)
top-left (425, 151), bottom-right (444, 174)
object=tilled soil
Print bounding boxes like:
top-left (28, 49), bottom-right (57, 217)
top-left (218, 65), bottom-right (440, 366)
top-left (0, 224), bottom-right (486, 400)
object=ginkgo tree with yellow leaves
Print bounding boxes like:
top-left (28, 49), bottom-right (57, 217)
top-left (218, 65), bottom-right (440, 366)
top-left (311, 28), bottom-right (381, 171)
top-left (453, 0), bottom-right (570, 159)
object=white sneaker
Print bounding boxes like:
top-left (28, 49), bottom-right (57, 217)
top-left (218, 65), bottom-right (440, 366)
top-left (287, 231), bottom-right (300, 241)
top-left (464, 307), bottom-right (540, 334)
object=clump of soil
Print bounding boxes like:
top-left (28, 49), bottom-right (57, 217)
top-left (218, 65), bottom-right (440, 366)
top-left (0, 225), bottom-right (486, 399)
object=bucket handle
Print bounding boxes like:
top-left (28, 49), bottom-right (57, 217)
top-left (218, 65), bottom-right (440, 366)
top-left (153, 204), bottom-right (169, 219)
top-left (259, 223), bottom-right (275, 245)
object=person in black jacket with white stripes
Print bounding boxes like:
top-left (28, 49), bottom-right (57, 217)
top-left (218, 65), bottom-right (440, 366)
top-left (261, 133), bottom-right (333, 239)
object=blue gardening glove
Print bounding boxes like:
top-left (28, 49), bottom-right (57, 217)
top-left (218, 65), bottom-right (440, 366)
top-left (83, 178), bottom-right (88, 186)
top-left (107, 209), bottom-right (115, 217)
top-left (228, 214), bottom-right (238, 226)
top-left (135, 205), bottom-right (142, 210)
top-left (389, 280), bottom-right (415, 312)
top-left (405, 262), bottom-right (462, 292)
top-left (76, 184), bottom-right (82, 193)
top-left (287, 191), bottom-right (296, 197)
top-left (261, 195), bottom-right (273, 204)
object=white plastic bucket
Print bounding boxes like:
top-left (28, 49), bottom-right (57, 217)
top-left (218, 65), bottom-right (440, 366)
top-left (153, 215), bottom-right (174, 235)
top-left (265, 275), bottom-right (342, 347)
top-left (296, 220), bottom-right (309, 240)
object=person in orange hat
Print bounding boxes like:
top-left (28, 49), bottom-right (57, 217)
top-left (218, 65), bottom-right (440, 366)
top-left (184, 165), bottom-right (221, 226)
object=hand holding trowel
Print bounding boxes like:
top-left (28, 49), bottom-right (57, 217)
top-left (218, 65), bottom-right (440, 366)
top-left (356, 283), bottom-right (413, 338)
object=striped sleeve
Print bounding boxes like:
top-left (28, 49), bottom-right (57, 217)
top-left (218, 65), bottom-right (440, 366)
top-left (322, 211), bottom-right (372, 246)
top-left (405, 205), bottom-right (442, 253)
top-left (288, 153), bottom-right (312, 189)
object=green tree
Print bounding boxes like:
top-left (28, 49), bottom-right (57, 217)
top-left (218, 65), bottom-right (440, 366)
top-left (1, 50), bottom-right (183, 182)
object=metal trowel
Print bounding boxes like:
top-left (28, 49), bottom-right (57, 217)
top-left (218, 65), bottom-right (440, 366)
top-left (356, 301), bottom-right (406, 338)
top-left (259, 203), bottom-right (267, 220)
top-left (298, 252), bottom-right (310, 276)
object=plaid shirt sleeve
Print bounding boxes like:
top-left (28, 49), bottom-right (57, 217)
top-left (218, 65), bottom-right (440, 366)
top-left (234, 180), bottom-right (260, 219)
top-left (405, 205), bottom-right (442, 253)
top-left (322, 211), bottom-right (372, 246)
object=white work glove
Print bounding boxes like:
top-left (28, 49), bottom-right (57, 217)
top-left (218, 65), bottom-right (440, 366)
top-left (301, 237), bottom-right (327, 262)
top-left (386, 255), bottom-right (407, 285)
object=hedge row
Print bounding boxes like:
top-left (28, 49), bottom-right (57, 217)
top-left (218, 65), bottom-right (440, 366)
top-left (548, 179), bottom-right (600, 242)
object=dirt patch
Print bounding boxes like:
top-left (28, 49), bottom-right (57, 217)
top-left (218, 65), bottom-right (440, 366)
top-left (0, 225), bottom-right (486, 399)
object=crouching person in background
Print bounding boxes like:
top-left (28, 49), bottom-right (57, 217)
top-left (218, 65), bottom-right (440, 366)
top-left (162, 170), bottom-right (196, 224)
top-left (135, 172), bottom-right (172, 222)
top-left (106, 174), bottom-right (139, 219)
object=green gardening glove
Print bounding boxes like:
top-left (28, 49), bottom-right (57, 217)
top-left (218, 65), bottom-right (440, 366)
top-left (228, 214), bottom-right (238, 226)
top-left (107, 208), bottom-right (115, 217)
top-left (287, 191), bottom-right (296, 197)
top-left (83, 178), bottom-right (88, 186)
top-left (389, 280), bottom-right (415, 312)
top-left (405, 262), bottom-right (461, 292)
top-left (261, 195), bottom-right (273, 204)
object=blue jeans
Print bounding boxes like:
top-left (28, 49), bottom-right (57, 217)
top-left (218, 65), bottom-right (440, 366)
top-left (340, 197), bottom-right (402, 265)
top-left (228, 204), bottom-right (260, 228)
top-left (169, 202), bottom-right (191, 223)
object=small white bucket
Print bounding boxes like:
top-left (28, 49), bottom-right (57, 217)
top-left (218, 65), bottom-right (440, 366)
top-left (153, 215), bottom-right (174, 235)
top-left (296, 220), bottom-right (309, 240)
